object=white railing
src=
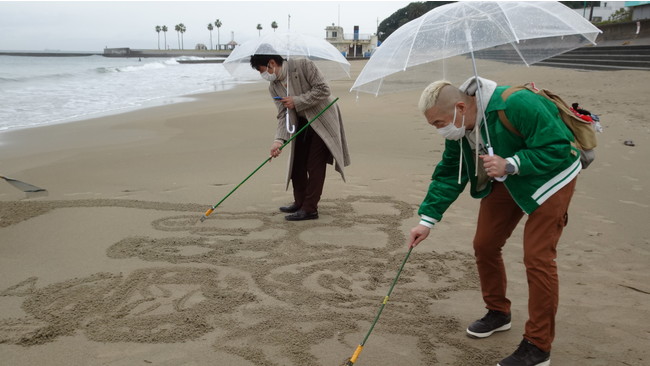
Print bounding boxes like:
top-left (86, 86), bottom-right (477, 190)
top-left (343, 33), bottom-right (373, 41)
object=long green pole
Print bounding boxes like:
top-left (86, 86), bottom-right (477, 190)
top-left (346, 246), bottom-right (414, 365)
top-left (200, 97), bottom-right (339, 222)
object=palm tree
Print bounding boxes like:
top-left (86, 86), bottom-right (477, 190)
top-left (155, 25), bottom-right (161, 49)
top-left (257, 23), bottom-right (263, 37)
top-left (271, 21), bottom-right (278, 32)
top-left (162, 25), bottom-right (168, 50)
top-left (179, 23), bottom-right (187, 49)
top-left (174, 24), bottom-right (181, 49)
top-left (207, 23), bottom-right (214, 50)
top-left (214, 19), bottom-right (222, 50)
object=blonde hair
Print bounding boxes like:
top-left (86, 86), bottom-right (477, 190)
top-left (418, 80), bottom-right (452, 114)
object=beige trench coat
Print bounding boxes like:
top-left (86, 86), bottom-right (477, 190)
top-left (269, 58), bottom-right (351, 189)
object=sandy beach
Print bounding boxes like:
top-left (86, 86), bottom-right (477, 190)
top-left (1, 59), bottom-right (649, 366)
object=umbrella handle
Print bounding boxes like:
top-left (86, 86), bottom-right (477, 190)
top-left (285, 113), bottom-right (295, 133)
top-left (285, 69), bottom-right (295, 133)
top-left (488, 147), bottom-right (507, 182)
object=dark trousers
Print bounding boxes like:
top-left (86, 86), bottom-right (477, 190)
top-left (472, 178), bottom-right (577, 352)
top-left (291, 118), bottom-right (331, 213)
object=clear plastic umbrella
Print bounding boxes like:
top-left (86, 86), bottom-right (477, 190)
top-left (224, 31), bottom-right (350, 133)
top-left (224, 31), bottom-right (350, 81)
top-left (351, 1), bottom-right (602, 96)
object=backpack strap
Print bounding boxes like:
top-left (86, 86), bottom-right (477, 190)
top-left (497, 110), bottom-right (523, 137)
top-left (497, 86), bottom-right (527, 138)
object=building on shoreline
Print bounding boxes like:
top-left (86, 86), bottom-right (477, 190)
top-left (325, 24), bottom-right (378, 58)
top-left (573, 1), bottom-right (627, 22)
top-left (628, 1), bottom-right (650, 20)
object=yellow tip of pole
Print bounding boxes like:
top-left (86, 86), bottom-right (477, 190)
top-left (346, 345), bottom-right (363, 365)
top-left (200, 208), bottom-right (214, 222)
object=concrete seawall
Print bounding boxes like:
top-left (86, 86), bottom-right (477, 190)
top-left (595, 18), bottom-right (650, 46)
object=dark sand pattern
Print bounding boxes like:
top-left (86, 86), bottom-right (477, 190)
top-left (0, 196), bottom-right (490, 365)
top-left (1, 268), bottom-right (256, 346)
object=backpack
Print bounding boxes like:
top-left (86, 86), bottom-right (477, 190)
top-left (497, 83), bottom-right (597, 169)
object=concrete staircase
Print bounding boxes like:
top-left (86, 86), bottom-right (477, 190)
top-left (473, 45), bottom-right (650, 71)
top-left (535, 45), bottom-right (650, 71)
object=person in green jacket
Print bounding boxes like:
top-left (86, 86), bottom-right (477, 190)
top-left (408, 77), bottom-right (580, 366)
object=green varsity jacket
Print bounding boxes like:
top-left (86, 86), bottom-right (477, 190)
top-left (418, 86), bottom-right (581, 226)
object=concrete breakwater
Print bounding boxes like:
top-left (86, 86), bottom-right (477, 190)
top-left (103, 47), bottom-right (231, 58)
top-left (0, 48), bottom-right (231, 59)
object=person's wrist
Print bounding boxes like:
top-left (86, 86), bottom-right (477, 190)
top-left (419, 215), bottom-right (436, 228)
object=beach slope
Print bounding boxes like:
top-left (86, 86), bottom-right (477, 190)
top-left (1, 61), bottom-right (649, 366)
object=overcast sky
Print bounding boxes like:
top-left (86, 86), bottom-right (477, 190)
top-left (0, 0), bottom-right (412, 51)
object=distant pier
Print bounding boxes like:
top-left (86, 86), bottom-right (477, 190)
top-left (0, 51), bottom-right (101, 57)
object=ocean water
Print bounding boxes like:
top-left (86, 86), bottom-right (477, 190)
top-left (0, 54), bottom-right (249, 132)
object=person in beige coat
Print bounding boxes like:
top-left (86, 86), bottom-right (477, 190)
top-left (250, 54), bottom-right (350, 221)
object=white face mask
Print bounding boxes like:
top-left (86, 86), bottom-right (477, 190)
top-left (437, 107), bottom-right (466, 141)
top-left (261, 64), bottom-right (277, 82)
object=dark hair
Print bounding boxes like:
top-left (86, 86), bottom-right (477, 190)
top-left (572, 103), bottom-right (579, 109)
top-left (250, 54), bottom-right (284, 70)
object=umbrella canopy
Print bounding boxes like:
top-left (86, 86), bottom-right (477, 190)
top-left (351, 1), bottom-right (602, 95)
top-left (223, 31), bottom-right (351, 81)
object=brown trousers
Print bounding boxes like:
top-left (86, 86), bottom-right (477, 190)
top-left (473, 178), bottom-right (577, 352)
top-left (291, 118), bottom-right (331, 213)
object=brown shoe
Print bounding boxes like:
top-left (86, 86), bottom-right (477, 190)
top-left (285, 210), bottom-right (318, 221)
top-left (279, 203), bottom-right (300, 213)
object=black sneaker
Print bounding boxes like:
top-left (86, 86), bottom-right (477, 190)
top-left (498, 339), bottom-right (550, 366)
top-left (466, 309), bottom-right (511, 338)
